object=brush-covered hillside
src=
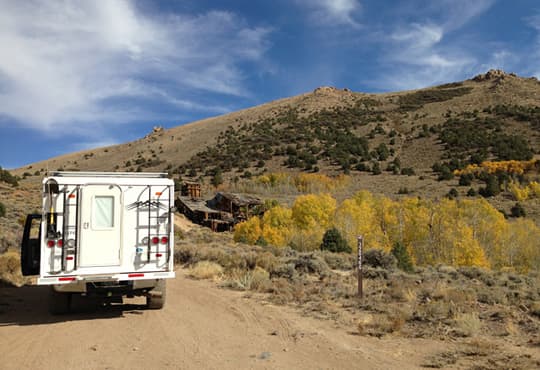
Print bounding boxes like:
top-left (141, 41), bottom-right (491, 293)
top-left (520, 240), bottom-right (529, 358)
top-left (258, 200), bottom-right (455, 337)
top-left (10, 69), bottom-right (540, 218)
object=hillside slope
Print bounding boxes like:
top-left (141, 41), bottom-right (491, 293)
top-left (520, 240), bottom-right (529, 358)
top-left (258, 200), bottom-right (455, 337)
top-left (14, 69), bottom-right (540, 177)
top-left (10, 69), bottom-right (540, 222)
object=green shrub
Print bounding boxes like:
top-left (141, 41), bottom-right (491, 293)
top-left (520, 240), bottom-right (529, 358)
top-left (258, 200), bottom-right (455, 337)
top-left (371, 162), bottom-right (382, 175)
top-left (321, 228), bottom-right (351, 253)
top-left (510, 203), bottom-right (526, 218)
top-left (479, 175), bottom-right (500, 197)
top-left (459, 174), bottom-right (473, 186)
top-left (363, 249), bottom-right (396, 270)
top-left (446, 188), bottom-right (459, 199)
top-left (400, 167), bottom-right (415, 176)
top-left (0, 167), bottom-right (19, 187)
top-left (437, 166), bottom-right (454, 181)
top-left (391, 242), bottom-right (414, 272)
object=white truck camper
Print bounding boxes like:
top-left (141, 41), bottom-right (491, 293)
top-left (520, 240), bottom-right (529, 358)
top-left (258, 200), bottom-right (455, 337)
top-left (20, 172), bottom-right (175, 314)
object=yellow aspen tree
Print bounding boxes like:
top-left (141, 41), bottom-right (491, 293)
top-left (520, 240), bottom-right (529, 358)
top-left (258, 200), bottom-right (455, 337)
top-left (261, 205), bottom-right (293, 247)
top-left (233, 216), bottom-right (262, 244)
top-left (291, 193), bottom-right (337, 251)
top-left (336, 190), bottom-right (390, 251)
top-left (334, 198), bottom-right (380, 251)
top-left (372, 196), bottom-right (399, 251)
top-left (428, 199), bottom-right (461, 265)
top-left (450, 222), bottom-right (490, 267)
top-left (508, 180), bottom-right (530, 201)
top-left (457, 198), bottom-right (507, 268)
top-left (500, 219), bottom-right (540, 273)
top-left (397, 197), bottom-right (432, 265)
top-left (291, 193), bottom-right (336, 230)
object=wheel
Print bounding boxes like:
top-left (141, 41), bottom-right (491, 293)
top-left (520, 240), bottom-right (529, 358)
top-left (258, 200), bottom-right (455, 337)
top-left (49, 287), bottom-right (72, 315)
top-left (146, 280), bottom-right (166, 309)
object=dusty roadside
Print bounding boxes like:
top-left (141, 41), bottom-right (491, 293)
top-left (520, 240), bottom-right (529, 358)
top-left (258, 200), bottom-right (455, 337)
top-left (0, 269), bottom-right (448, 370)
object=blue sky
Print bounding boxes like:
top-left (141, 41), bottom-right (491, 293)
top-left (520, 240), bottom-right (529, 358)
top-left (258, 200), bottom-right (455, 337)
top-left (1, 0), bottom-right (539, 169)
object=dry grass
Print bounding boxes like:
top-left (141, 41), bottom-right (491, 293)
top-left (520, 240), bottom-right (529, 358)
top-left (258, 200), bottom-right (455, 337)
top-left (453, 312), bottom-right (482, 337)
top-left (0, 250), bottom-right (26, 287)
top-left (222, 267), bottom-right (271, 291)
top-left (188, 261), bottom-right (224, 280)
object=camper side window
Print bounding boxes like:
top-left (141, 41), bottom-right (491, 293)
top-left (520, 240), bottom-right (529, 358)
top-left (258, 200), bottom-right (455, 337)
top-left (93, 196), bottom-right (114, 228)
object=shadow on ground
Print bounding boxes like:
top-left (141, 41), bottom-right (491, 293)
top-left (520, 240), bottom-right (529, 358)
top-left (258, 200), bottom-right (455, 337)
top-left (0, 285), bottom-right (148, 326)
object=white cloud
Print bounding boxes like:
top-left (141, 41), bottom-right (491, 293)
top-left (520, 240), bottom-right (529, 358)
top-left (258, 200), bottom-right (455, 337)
top-left (380, 23), bottom-right (474, 89)
top-left (0, 1), bottom-right (271, 131)
top-left (373, 1), bottom-right (495, 90)
top-left (437, 0), bottom-right (497, 31)
top-left (526, 12), bottom-right (540, 78)
top-left (296, 0), bottom-right (361, 27)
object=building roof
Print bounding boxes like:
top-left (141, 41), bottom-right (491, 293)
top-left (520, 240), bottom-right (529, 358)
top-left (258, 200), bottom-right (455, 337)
top-left (217, 192), bottom-right (263, 207)
top-left (177, 196), bottom-right (221, 214)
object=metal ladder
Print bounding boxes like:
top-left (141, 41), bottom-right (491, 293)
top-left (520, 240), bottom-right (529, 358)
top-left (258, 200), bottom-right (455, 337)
top-left (61, 185), bottom-right (79, 272)
top-left (146, 185), bottom-right (173, 264)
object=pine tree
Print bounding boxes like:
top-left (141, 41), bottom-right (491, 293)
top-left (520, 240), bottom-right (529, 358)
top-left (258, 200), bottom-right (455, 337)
top-left (321, 227), bottom-right (351, 253)
top-left (391, 241), bottom-right (414, 272)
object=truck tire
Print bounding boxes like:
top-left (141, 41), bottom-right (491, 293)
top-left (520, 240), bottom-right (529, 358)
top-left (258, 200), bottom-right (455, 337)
top-left (49, 287), bottom-right (72, 315)
top-left (146, 280), bottom-right (166, 309)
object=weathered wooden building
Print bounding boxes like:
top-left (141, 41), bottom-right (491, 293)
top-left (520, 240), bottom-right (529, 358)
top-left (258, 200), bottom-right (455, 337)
top-left (176, 189), bottom-right (263, 232)
top-left (207, 192), bottom-right (263, 222)
top-left (181, 182), bottom-right (201, 198)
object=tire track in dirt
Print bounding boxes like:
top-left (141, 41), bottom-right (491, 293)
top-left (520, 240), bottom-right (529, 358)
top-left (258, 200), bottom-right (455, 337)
top-left (0, 269), bottom-right (447, 369)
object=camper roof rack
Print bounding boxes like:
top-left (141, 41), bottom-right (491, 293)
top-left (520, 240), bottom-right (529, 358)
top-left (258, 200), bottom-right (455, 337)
top-left (48, 171), bottom-right (169, 178)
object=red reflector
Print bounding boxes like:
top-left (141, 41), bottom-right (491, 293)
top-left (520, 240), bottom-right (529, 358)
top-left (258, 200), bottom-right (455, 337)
top-left (151, 237), bottom-right (159, 244)
top-left (57, 239), bottom-right (63, 247)
top-left (156, 253), bottom-right (163, 257)
top-left (66, 256), bottom-right (74, 260)
top-left (128, 273), bottom-right (145, 278)
top-left (160, 236), bottom-right (168, 244)
top-left (47, 240), bottom-right (55, 247)
top-left (68, 194), bottom-right (76, 198)
top-left (59, 277), bottom-right (75, 282)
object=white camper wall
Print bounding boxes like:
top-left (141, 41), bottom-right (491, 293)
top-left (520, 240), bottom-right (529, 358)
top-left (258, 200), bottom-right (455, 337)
top-left (40, 173), bottom-right (174, 280)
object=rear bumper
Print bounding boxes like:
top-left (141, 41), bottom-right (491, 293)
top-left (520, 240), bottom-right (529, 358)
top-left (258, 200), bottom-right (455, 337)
top-left (38, 271), bottom-right (175, 288)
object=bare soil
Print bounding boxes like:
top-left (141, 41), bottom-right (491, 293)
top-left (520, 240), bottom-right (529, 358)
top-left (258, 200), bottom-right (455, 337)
top-left (0, 269), bottom-right (448, 370)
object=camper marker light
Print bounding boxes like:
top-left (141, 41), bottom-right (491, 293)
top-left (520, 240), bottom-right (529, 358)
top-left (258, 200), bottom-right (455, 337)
top-left (151, 236), bottom-right (159, 244)
top-left (156, 253), bottom-right (163, 257)
top-left (47, 240), bottom-right (55, 247)
top-left (59, 277), bottom-right (76, 282)
top-left (160, 236), bottom-right (168, 244)
top-left (128, 273), bottom-right (145, 278)
top-left (66, 256), bottom-right (74, 261)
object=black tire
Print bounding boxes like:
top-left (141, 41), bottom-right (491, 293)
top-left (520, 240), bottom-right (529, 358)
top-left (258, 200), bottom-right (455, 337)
top-left (49, 287), bottom-right (71, 315)
top-left (146, 280), bottom-right (166, 309)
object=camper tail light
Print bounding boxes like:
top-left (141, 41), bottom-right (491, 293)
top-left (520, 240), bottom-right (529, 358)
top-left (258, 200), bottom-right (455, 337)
top-left (141, 236), bottom-right (168, 245)
top-left (47, 240), bottom-right (55, 248)
top-left (57, 239), bottom-right (63, 247)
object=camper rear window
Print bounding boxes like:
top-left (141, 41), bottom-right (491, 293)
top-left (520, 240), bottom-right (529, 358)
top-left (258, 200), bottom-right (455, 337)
top-left (93, 196), bottom-right (114, 228)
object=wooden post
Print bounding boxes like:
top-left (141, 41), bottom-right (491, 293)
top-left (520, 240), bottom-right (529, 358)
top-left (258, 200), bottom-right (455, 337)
top-left (357, 235), bottom-right (363, 298)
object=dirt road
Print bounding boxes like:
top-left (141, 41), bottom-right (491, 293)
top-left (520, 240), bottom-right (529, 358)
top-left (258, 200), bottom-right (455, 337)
top-left (0, 270), bottom-right (444, 369)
